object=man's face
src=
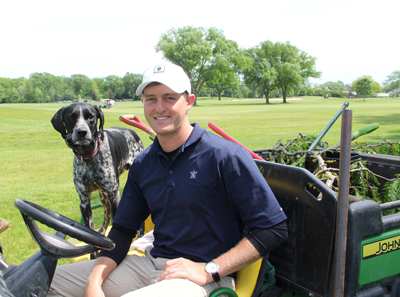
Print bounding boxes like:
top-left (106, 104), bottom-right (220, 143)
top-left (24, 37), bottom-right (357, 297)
top-left (141, 83), bottom-right (194, 138)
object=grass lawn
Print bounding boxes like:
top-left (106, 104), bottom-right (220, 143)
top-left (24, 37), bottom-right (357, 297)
top-left (0, 96), bottom-right (399, 265)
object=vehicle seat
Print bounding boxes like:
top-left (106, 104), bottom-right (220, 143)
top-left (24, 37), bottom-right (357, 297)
top-left (209, 256), bottom-right (278, 297)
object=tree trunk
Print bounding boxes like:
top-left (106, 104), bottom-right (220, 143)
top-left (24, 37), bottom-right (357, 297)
top-left (282, 90), bottom-right (287, 103)
top-left (193, 94), bottom-right (197, 105)
top-left (264, 93), bottom-right (270, 104)
top-left (193, 89), bottom-right (198, 106)
top-left (218, 92), bottom-right (222, 101)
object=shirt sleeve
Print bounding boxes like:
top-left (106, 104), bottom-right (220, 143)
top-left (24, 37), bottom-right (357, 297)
top-left (113, 160), bottom-right (150, 231)
top-left (223, 146), bottom-right (287, 229)
top-left (98, 223), bottom-right (137, 265)
top-left (246, 220), bottom-right (288, 257)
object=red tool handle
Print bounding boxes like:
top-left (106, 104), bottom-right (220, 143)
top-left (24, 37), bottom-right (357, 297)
top-left (119, 114), bottom-right (157, 138)
top-left (208, 122), bottom-right (264, 161)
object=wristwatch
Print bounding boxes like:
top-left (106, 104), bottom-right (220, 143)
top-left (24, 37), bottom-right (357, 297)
top-left (205, 261), bottom-right (221, 282)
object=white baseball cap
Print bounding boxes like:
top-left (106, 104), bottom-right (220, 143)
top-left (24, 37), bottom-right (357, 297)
top-left (136, 64), bottom-right (192, 95)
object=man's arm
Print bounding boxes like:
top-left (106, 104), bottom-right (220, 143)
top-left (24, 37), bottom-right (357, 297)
top-left (85, 224), bottom-right (136, 296)
top-left (158, 221), bottom-right (288, 286)
top-left (85, 257), bottom-right (117, 297)
top-left (157, 237), bottom-right (260, 285)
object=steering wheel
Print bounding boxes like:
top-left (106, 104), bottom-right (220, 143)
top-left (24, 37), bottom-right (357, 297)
top-left (14, 199), bottom-right (115, 259)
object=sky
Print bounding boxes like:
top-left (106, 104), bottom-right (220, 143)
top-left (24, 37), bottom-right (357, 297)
top-left (1, 0), bottom-right (398, 86)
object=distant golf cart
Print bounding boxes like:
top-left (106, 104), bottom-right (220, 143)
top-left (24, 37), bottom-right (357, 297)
top-left (99, 99), bottom-right (114, 109)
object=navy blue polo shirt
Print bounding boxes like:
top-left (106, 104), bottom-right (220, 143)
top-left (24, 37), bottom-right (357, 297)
top-left (114, 123), bottom-right (286, 262)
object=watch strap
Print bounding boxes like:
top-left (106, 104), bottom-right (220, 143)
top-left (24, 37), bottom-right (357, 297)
top-left (211, 271), bottom-right (221, 282)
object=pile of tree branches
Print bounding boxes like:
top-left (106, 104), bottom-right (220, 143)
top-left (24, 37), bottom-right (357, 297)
top-left (254, 134), bottom-right (400, 213)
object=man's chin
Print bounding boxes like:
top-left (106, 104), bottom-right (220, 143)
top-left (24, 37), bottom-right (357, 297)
top-left (153, 127), bottom-right (175, 137)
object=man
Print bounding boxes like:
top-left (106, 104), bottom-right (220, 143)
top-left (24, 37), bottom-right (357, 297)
top-left (48, 63), bottom-right (287, 297)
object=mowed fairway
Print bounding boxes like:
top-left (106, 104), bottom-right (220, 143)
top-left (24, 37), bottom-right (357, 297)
top-left (1, 96), bottom-right (400, 265)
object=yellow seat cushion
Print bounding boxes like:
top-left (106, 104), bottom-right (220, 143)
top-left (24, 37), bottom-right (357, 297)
top-left (235, 258), bottom-right (262, 297)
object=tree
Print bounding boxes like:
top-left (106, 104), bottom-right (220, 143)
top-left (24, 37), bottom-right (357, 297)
top-left (156, 26), bottom-right (246, 103)
top-left (29, 72), bottom-right (58, 103)
top-left (103, 75), bottom-right (124, 98)
top-left (319, 81), bottom-right (345, 92)
top-left (22, 80), bottom-right (41, 103)
top-left (242, 46), bottom-right (277, 104)
top-left (242, 41), bottom-right (319, 103)
top-left (122, 72), bottom-right (142, 99)
top-left (70, 74), bottom-right (93, 100)
top-left (208, 70), bottom-right (239, 100)
top-left (372, 81), bottom-right (382, 93)
top-left (382, 70), bottom-right (400, 93)
top-left (317, 81), bottom-right (347, 98)
top-left (109, 90), bottom-right (115, 100)
top-left (267, 41), bottom-right (320, 103)
top-left (92, 91), bottom-right (98, 102)
top-left (0, 79), bottom-right (21, 103)
top-left (93, 77), bottom-right (106, 98)
top-left (352, 76), bottom-right (374, 101)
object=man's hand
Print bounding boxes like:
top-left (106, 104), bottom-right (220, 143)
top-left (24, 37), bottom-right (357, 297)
top-left (157, 258), bottom-right (213, 286)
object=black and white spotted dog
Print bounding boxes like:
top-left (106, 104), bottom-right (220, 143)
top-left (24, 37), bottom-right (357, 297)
top-left (51, 103), bottom-right (143, 235)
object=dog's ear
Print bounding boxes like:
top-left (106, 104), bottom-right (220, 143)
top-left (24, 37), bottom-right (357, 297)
top-left (51, 107), bottom-right (68, 139)
top-left (94, 105), bottom-right (105, 140)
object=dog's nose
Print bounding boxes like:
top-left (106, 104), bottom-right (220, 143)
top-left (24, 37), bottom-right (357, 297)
top-left (76, 130), bottom-right (88, 138)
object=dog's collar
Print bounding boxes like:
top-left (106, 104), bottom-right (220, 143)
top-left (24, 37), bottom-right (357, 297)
top-left (73, 137), bottom-right (103, 161)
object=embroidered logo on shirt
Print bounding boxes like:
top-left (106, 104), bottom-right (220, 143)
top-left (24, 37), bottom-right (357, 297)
top-left (190, 170), bottom-right (198, 179)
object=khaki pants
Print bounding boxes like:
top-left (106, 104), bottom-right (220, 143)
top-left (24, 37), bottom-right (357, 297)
top-left (47, 248), bottom-right (235, 297)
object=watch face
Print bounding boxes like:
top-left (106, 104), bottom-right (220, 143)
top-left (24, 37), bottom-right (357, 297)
top-left (206, 261), bottom-right (219, 274)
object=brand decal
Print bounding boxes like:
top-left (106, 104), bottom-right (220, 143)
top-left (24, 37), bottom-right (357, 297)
top-left (190, 170), bottom-right (198, 179)
top-left (363, 235), bottom-right (400, 259)
top-left (154, 65), bottom-right (165, 73)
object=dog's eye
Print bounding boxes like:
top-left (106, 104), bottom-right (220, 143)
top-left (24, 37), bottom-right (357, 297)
top-left (88, 115), bottom-right (94, 120)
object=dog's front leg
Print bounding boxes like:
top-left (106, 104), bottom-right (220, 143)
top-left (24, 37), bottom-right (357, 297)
top-left (99, 191), bottom-right (112, 235)
top-left (79, 194), bottom-right (94, 231)
top-left (110, 190), bottom-right (120, 219)
top-left (78, 192), bottom-right (98, 259)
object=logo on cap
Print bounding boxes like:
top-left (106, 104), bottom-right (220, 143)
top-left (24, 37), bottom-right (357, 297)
top-left (154, 65), bottom-right (165, 73)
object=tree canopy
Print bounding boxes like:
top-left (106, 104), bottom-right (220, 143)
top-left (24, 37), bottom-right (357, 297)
top-left (383, 70), bottom-right (400, 93)
top-left (155, 26), bottom-right (247, 103)
top-left (242, 47), bottom-right (276, 103)
top-left (0, 72), bottom-right (144, 103)
top-left (30, 72), bottom-right (59, 103)
top-left (352, 76), bottom-right (374, 101)
top-left (242, 41), bottom-right (320, 103)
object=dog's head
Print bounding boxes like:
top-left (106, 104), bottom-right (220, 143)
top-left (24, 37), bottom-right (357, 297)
top-left (51, 103), bottom-right (104, 146)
